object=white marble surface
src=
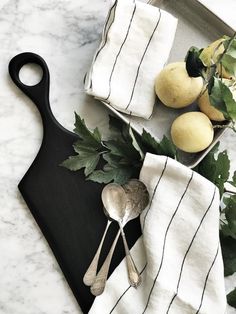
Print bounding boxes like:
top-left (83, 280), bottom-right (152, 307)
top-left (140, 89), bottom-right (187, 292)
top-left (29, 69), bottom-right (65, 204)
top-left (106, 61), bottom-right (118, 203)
top-left (0, 0), bottom-right (235, 313)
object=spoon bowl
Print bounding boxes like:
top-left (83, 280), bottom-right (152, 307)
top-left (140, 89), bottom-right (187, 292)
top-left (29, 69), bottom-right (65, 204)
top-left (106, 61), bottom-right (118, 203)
top-left (123, 179), bottom-right (150, 222)
top-left (101, 183), bottom-right (128, 222)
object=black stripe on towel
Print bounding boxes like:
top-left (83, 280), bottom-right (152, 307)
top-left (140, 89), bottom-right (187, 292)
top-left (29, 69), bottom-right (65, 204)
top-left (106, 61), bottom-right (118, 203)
top-left (166, 187), bottom-right (217, 313)
top-left (90, 0), bottom-right (118, 89)
top-left (105, 1), bottom-right (137, 101)
top-left (94, 0), bottom-right (118, 64)
top-left (125, 8), bottom-right (161, 111)
top-left (109, 263), bottom-right (147, 314)
top-left (195, 244), bottom-right (220, 314)
top-left (142, 156), bottom-right (168, 230)
top-left (142, 171), bottom-right (194, 314)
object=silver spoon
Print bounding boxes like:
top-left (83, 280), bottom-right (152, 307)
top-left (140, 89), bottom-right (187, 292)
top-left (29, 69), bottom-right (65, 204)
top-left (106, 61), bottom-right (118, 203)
top-left (90, 183), bottom-right (127, 296)
top-left (83, 183), bottom-right (127, 286)
top-left (90, 180), bottom-right (149, 296)
top-left (83, 218), bottom-right (112, 286)
top-left (121, 179), bottom-right (149, 286)
top-left (123, 179), bottom-right (150, 222)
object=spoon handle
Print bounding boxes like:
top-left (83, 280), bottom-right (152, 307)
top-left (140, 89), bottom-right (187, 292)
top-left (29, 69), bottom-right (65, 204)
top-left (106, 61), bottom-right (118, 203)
top-left (83, 220), bottom-right (111, 286)
top-left (119, 223), bottom-right (142, 288)
top-left (90, 230), bottom-right (121, 296)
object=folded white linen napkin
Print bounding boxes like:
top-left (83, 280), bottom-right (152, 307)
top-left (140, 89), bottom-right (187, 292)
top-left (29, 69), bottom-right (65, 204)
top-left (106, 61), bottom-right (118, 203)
top-left (84, 0), bottom-right (178, 120)
top-left (89, 154), bottom-right (226, 314)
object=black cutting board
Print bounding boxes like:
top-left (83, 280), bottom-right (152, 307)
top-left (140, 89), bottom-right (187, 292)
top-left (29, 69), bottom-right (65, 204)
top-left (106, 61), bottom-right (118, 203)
top-left (9, 52), bottom-right (141, 313)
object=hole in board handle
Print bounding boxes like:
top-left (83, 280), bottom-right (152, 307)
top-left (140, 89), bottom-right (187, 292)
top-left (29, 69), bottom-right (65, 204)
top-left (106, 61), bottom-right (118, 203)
top-left (19, 63), bottom-right (43, 86)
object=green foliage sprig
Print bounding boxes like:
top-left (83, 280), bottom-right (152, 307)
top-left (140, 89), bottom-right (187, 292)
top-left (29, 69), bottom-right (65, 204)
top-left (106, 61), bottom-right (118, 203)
top-left (61, 113), bottom-right (177, 185)
top-left (185, 33), bottom-right (236, 131)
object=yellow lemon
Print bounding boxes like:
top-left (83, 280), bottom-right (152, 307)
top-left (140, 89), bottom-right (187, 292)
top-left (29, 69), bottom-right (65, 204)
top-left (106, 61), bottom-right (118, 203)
top-left (155, 62), bottom-right (203, 108)
top-left (171, 112), bottom-right (214, 153)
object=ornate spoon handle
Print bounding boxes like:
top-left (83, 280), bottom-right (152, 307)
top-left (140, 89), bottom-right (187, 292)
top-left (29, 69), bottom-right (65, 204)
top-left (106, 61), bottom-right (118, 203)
top-left (83, 220), bottom-right (111, 286)
top-left (119, 222), bottom-right (141, 288)
top-left (90, 230), bottom-right (121, 296)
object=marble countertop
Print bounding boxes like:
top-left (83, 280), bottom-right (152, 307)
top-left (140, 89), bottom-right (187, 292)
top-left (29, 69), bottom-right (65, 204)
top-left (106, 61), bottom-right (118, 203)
top-left (0, 0), bottom-right (235, 313)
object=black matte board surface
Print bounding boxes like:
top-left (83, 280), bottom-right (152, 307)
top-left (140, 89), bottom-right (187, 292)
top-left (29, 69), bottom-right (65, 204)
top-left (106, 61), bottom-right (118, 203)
top-left (9, 52), bottom-right (141, 313)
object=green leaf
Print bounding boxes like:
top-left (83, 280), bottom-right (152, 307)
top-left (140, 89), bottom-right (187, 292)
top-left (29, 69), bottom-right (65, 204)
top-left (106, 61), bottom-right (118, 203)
top-left (73, 141), bottom-right (97, 153)
top-left (141, 129), bottom-right (162, 154)
top-left (222, 82), bottom-right (236, 120)
top-left (141, 130), bottom-right (177, 159)
top-left (229, 171), bottom-right (236, 187)
top-left (185, 46), bottom-right (205, 77)
top-left (104, 140), bottom-right (141, 161)
top-left (109, 114), bottom-right (125, 134)
top-left (221, 54), bottom-right (236, 77)
top-left (61, 152), bottom-right (100, 176)
top-left (159, 135), bottom-right (178, 160)
top-left (87, 170), bottom-right (115, 184)
top-left (233, 171), bottom-right (236, 185)
top-left (88, 167), bottom-right (134, 185)
top-left (102, 153), bottom-right (122, 167)
top-left (108, 116), bottom-right (177, 160)
top-left (216, 151), bottom-right (231, 191)
top-left (61, 113), bottom-right (105, 176)
top-left (193, 142), bottom-right (218, 176)
top-left (209, 77), bottom-right (236, 121)
top-left (220, 234), bottom-right (236, 276)
top-left (225, 196), bottom-right (236, 219)
top-left (73, 113), bottom-right (102, 149)
top-left (221, 38), bottom-right (236, 77)
top-left (109, 115), bottom-right (132, 143)
top-left (221, 223), bottom-right (236, 240)
top-left (108, 115), bottom-right (144, 159)
top-left (223, 195), bottom-right (236, 238)
top-left (93, 127), bottom-right (102, 142)
top-left (227, 288), bottom-right (236, 309)
top-left (223, 38), bottom-right (236, 58)
top-left (208, 77), bottom-right (229, 118)
top-left (195, 143), bottom-right (230, 196)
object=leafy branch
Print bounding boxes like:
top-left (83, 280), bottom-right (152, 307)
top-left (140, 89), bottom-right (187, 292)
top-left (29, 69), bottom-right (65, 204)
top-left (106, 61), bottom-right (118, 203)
top-left (227, 288), bottom-right (236, 309)
top-left (185, 33), bottom-right (236, 129)
top-left (61, 113), bottom-right (177, 185)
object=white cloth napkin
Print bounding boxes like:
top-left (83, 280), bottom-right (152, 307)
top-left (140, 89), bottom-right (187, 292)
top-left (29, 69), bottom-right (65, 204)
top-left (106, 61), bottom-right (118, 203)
top-left (89, 154), bottom-right (226, 314)
top-left (84, 0), bottom-right (178, 120)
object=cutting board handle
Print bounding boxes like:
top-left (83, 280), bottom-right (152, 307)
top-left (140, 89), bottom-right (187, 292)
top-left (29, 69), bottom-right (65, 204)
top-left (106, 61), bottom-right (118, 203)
top-left (9, 52), bottom-right (54, 125)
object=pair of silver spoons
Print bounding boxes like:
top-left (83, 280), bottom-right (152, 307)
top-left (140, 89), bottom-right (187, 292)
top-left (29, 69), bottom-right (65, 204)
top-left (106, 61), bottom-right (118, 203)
top-left (83, 179), bottom-right (149, 296)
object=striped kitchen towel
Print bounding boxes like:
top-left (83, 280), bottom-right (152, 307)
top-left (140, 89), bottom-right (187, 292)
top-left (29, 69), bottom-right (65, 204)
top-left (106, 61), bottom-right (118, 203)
top-left (89, 154), bottom-right (226, 314)
top-left (84, 0), bottom-right (178, 120)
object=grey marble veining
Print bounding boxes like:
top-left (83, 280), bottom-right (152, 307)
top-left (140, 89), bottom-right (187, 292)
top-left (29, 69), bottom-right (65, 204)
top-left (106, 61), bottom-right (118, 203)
top-left (0, 0), bottom-right (235, 313)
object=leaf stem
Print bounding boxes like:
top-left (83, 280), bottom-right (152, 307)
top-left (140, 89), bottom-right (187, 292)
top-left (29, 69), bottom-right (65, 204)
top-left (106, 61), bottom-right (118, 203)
top-left (202, 32), bottom-right (236, 85)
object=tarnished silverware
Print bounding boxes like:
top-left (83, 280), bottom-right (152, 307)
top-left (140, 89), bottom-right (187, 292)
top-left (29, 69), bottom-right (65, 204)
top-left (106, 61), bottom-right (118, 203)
top-left (83, 219), bottom-right (112, 286)
top-left (90, 180), bottom-right (149, 296)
